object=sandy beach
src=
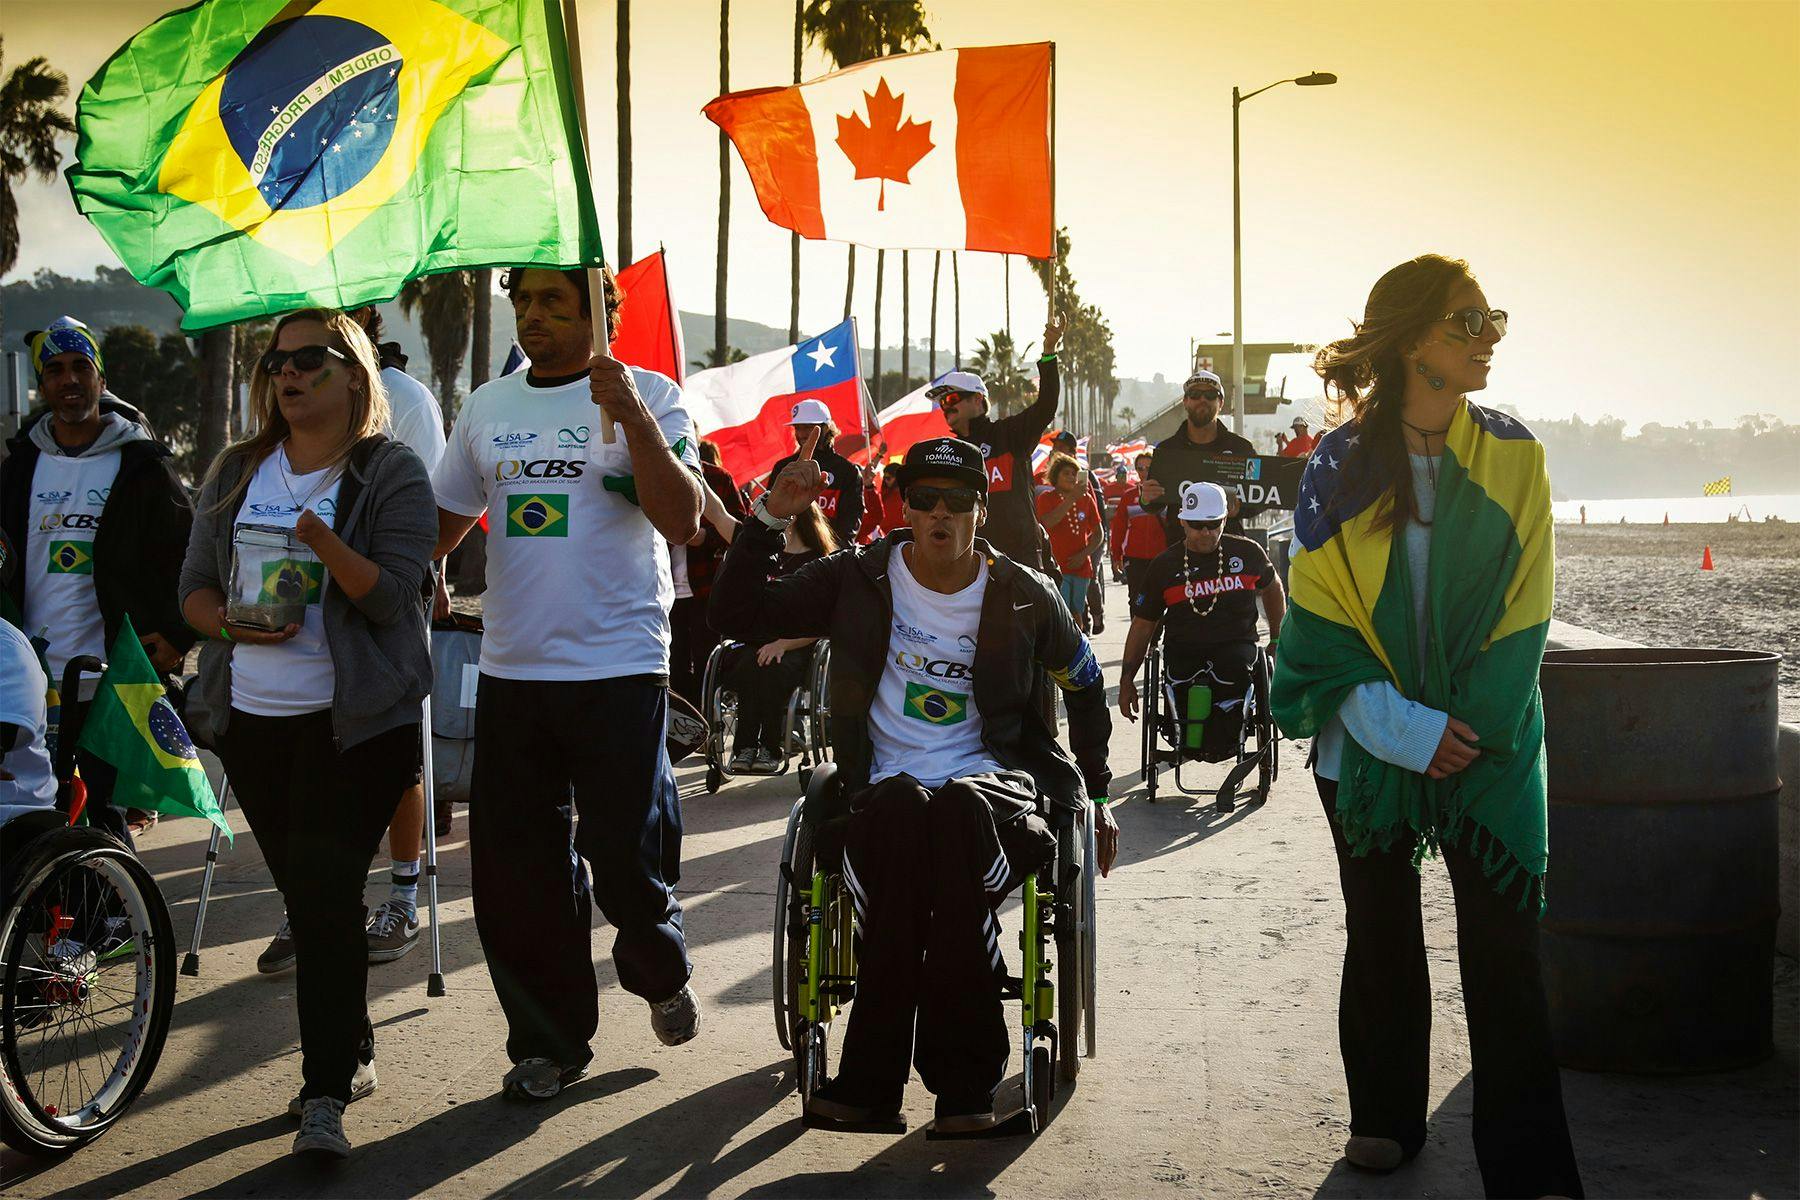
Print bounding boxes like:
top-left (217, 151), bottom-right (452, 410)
top-left (1554, 521), bottom-right (1800, 724)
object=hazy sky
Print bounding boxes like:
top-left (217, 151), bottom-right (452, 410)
top-left (6, 0), bottom-right (1798, 428)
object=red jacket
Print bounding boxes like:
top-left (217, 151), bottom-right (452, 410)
top-left (856, 483), bottom-right (884, 543)
top-left (1109, 483), bottom-right (1167, 563)
top-left (1280, 432), bottom-right (1319, 458)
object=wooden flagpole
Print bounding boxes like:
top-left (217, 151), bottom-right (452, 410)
top-left (560, 0), bottom-right (616, 443)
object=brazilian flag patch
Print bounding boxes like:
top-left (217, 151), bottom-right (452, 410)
top-left (48, 540), bottom-right (94, 575)
top-left (261, 559), bottom-right (324, 604)
top-left (507, 492), bottom-right (568, 537)
top-left (904, 682), bottom-right (968, 726)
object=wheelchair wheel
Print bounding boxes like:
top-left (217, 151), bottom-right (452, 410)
top-left (782, 815), bottom-right (818, 1062)
top-left (1143, 650), bottom-right (1161, 804)
top-left (772, 797), bottom-right (806, 1051)
top-left (1251, 650), bottom-right (1278, 803)
top-left (807, 643), bottom-right (831, 766)
top-left (1081, 803), bottom-right (1099, 1061)
top-left (705, 765), bottom-right (723, 794)
top-left (700, 641), bottom-right (737, 784)
top-left (1, 826), bottom-right (175, 1157)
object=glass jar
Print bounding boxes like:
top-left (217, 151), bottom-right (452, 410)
top-left (226, 523), bottom-right (320, 631)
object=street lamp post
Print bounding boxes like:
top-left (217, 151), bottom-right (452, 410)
top-left (1231, 71), bottom-right (1336, 434)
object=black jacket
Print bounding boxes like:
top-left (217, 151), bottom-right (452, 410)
top-left (1144, 421), bottom-right (1257, 537)
top-left (710, 522), bottom-right (1111, 812)
top-left (961, 358), bottom-right (1060, 567)
top-left (2, 402), bottom-right (197, 658)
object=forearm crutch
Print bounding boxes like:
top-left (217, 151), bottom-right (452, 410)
top-left (421, 663), bottom-right (446, 998)
top-left (180, 777), bottom-right (233, 977)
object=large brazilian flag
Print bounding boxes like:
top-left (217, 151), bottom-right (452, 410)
top-left (1269, 402), bottom-right (1555, 910)
top-left (67, 0), bottom-right (602, 332)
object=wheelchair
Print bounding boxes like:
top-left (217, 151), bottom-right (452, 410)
top-left (770, 763), bottom-right (1098, 1134)
top-left (700, 639), bottom-right (831, 793)
top-left (0, 656), bottom-right (176, 1156)
top-left (1140, 637), bottom-right (1279, 808)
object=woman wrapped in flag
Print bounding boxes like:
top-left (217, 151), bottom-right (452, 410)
top-left (1269, 256), bottom-right (1582, 1197)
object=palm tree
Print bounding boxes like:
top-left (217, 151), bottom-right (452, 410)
top-left (398, 271), bottom-right (474, 416)
top-left (0, 43), bottom-right (76, 278)
top-left (970, 330), bottom-right (1032, 415)
top-left (714, 0), bottom-right (730, 365)
top-left (691, 344), bottom-right (748, 372)
top-left (195, 328), bottom-right (233, 474)
top-left (617, 0), bottom-right (632, 266)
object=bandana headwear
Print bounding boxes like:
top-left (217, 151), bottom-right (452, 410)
top-left (27, 316), bottom-right (105, 379)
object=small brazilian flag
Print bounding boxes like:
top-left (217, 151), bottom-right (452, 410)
top-left (78, 616), bottom-right (232, 842)
top-left (904, 682), bottom-right (968, 726)
top-left (66, 0), bottom-right (603, 332)
top-left (261, 558), bottom-right (323, 604)
top-left (1702, 475), bottom-right (1731, 497)
top-left (507, 492), bottom-right (567, 537)
top-left (48, 540), bottom-right (94, 575)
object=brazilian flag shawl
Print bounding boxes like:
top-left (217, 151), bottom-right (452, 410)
top-left (1271, 402), bottom-right (1555, 909)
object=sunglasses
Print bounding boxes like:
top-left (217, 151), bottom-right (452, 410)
top-left (935, 390), bottom-right (977, 410)
top-left (260, 344), bottom-right (350, 376)
top-left (1439, 307), bottom-right (1508, 339)
top-left (1182, 518), bottom-right (1224, 531)
top-left (1184, 388), bottom-right (1222, 402)
top-left (905, 485), bottom-right (980, 514)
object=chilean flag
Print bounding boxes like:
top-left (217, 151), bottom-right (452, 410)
top-left (704, 44), bottom-right (1052, 256)
top-left (682, 319), bottom-right (865, 484)
top-left (873, 383), bottom-right (952, 462)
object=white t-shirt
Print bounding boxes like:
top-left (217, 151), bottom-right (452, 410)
top-left (23, 448), bottom-right (121, 678)
top-left (433, 367), bottom-right (701, 681)
top-left (869, 547), bottom-right (1003, 788)
top-left (0, 620), bottom-right (57, 821)
top-left (229, 449), bottom-right (342, 716)
top-left (381, 365), bottom-right (447, 474)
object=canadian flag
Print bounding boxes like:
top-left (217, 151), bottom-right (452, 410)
top-left (872, 383), bottom-right (952, 462)
top-left (704, 44), bottom-right (1052, 256)
top-left (681, 319), bottom-right (865, 485)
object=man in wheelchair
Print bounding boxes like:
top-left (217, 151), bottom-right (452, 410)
top-left (711, 435), bottom-right (1117, 1134)
top-left (1117, 482), bottom-right (1285, 786)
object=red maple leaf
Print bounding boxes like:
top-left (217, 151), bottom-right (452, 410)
top-left (834, 77), bottom-right (935, 211)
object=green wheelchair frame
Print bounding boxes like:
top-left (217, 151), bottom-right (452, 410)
top-left (772, 763), bottom-right (1098, 1134)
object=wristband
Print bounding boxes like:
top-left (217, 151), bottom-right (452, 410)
top-left (1090, 795), bottom-right (1109, 808)
top-left (752, 496), bottom-right (793, 532)
top-left (1040, 352), bottom-right (1058, 363)
top-left (218, 624), bottom-right (234, 643)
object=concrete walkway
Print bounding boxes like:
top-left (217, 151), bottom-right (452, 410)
top-left (6, 598), bottom-right (1796, 1198)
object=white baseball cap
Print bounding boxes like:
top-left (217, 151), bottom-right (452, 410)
top-left (1183, 369), bottom-right (1223, 392)
top-left (1179, 481), bottom-right (1229, 522)
top-left (788, 398), bottom-right (832, 425)
top-left (925, 370), bottom-right (988, 400)
top-left (1291, 416), bottom-right (1310, 430)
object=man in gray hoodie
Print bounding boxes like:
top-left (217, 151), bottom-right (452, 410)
top-left (2, 316), bottom-right (196, 840)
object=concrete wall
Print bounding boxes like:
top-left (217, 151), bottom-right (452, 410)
top-left (1544, 619), bottom-right (1799, 958)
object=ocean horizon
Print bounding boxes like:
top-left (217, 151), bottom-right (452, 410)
top-left (1553, 493), bottom-right (1800, 524)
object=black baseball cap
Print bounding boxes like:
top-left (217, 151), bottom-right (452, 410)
top-left (895, 437), bottom-right (988, 494)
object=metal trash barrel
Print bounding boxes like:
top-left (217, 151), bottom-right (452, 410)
top-left (1538, 647), bottom-right (1782, 1073)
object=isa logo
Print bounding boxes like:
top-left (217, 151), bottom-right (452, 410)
top-left (492, 431), bottom-right (539, 449)
top-left (36, 490), bottom-right (72, 504)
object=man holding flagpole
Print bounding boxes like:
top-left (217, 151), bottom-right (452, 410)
top-left (433, 266), bottom-right (704, 1101)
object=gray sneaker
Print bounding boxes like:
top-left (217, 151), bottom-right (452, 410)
top-left (288, 1060), bottom-right (376, 1119)
top-left (257, 917), bottom-right (296, 975)
top-left (650, 984), bottom-right (700, 1046)
top-left (501, 1057), bottom-right (589, 1101)
top-left (292, 1096), bottom-right (350, 1158)
top-left (365, 898), bottom-right (419, 963)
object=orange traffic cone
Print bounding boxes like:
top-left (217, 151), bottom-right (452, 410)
top-left (1701, 546), bottom-right (1714, 571)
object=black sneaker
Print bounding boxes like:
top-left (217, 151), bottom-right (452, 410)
top-left (258, 917), bottom-right (296, 975)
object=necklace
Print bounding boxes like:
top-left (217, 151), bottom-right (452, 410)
top-left (277, 442), bottom-right (338, 514)
top-left (1401, 418), bottom-right (1451, 491)
top-left (1182, 541), bottom-right (1229, 618)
